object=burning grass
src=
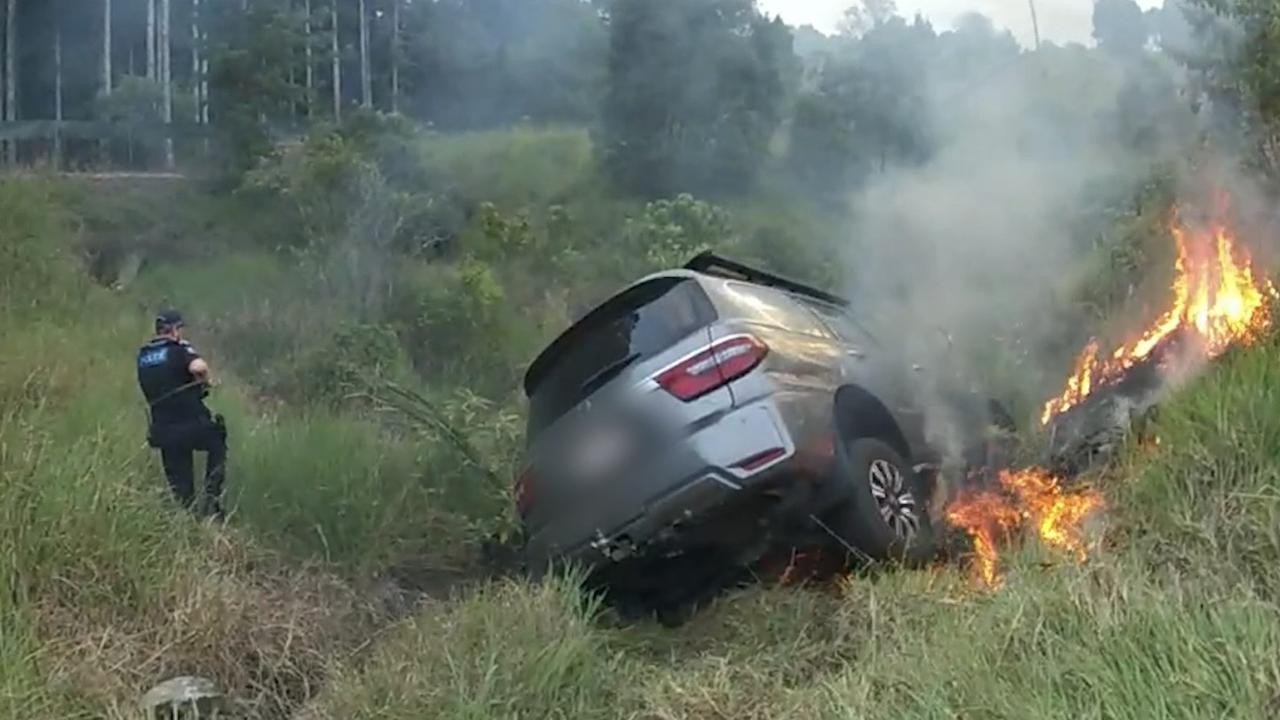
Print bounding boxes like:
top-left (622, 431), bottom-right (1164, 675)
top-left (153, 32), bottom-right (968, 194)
top-left (946, 469), bottom-right (1104, 587)
top-left (945, 196), bottom-right (1276, 589)
top-left (1041, 199), bottom-right (1278, 425)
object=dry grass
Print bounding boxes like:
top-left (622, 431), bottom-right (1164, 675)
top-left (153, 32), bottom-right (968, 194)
top-left (34, 533), bottom-right (375, 719)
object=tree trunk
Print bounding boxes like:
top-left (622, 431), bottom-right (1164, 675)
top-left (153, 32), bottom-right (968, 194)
top-left (101, 0), bottom-right (112, 166)
top-left (191, 0), bottom-right (199, 122)
top-left (358, 0), bottom-right (371, 108)
top-left (198, 0), bottom-right (208, 127)
top-left (331, 0), bottom-right (341, 121)
top-left (304, 0), bottom-right (313, 117)
top-left (391, 0), bottom-right (399, 114)
top-left (5, 0), bottom-right (16, 166)
top-left (146, 0), bottom-right (155, 81)
top-left (102, 0), bottom-right (112, 94)
top-left (54, 7), bottom-right (63, 170)
top-left (160, 0), bottom-right (172, 168)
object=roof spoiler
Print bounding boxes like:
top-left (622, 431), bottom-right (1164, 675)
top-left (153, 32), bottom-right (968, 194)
top-left (684, 251), bottom-right (851, 308)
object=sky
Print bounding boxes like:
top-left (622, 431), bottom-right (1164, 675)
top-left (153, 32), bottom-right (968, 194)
top-left (758, 0), bottom-right (1164, 48)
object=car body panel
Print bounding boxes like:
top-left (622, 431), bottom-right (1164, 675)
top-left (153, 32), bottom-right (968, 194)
top-left (519, 265), bottom-right (958, 577)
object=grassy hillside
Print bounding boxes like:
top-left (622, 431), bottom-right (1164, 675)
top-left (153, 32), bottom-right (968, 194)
top-left (2, 138), bottom-right (1278, 719)
top-left (315, 337), bottom-right (1280, 719)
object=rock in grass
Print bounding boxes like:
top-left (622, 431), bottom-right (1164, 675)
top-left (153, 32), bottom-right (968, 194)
top-left (140, 676), bottom-right (227, 718)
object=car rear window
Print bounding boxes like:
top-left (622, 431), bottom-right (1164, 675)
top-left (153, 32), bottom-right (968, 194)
top-left (524, 277), bottom-right (716, 438)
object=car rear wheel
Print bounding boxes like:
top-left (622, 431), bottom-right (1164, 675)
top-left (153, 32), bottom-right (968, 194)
top-left (826, 436), bottom-right (937, 565)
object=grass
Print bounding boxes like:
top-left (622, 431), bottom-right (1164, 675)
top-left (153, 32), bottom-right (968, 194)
top-left (313, 549), bottom-right (1279, 719)
top-left (3, 155), bottom-right (1280, 718)
top-left (299, 325), bottom-right (1276, 718)
top-left (414, 126), bottom-right (598, 210)
top-left (0, 179), bottom-right (480, 716)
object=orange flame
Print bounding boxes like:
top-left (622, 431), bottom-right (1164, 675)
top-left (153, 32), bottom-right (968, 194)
top-left (1040, 204), bottom-right (1276, 425)
top-left (945, 468), bottom-right (1103, 587)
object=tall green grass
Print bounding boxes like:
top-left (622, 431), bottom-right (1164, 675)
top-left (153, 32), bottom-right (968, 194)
top-left (5, 142), bottom-right (1280, 719)
top-left (0, 177), bottom-right (479, 715)
top-left (313, 552), bottom-right (1278, 719)
top-left (1110, 331), bottom-right (1280, 600)
top-left (311, 335), bottom-right (1280, 719)
top-left (232, 411), bottom-right (474, 571)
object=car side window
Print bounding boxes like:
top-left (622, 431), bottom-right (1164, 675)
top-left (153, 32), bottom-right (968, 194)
top-left (719, 281), bottom-right (829, 338)
top-left (800, 299), bottom-right (881, 348)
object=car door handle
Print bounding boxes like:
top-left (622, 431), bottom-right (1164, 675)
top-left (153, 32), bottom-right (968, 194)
top-left (846, 349), bottom-right (865, 359)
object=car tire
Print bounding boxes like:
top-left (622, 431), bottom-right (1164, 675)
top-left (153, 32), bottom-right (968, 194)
top-left (827, 436), bottom-right (937, 566)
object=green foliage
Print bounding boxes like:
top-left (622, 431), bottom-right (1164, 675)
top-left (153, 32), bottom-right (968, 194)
top-left (319, 574), bottom-right (617, 720)
top-left (788, 91), bottom-right (864, 199)
top-left (293, 322), bottom-right (414, 407)
top-left (1093, 0), bottom-right (1153, 55)
top-left (94, 75), bottom-right (164, 124)
top-left (231, 409), bottom-right (466, 570)
top-left (402, 0), bottom-right (608, 129)
top-left (241, 127), bottom-right (375, 248)
top-left (413, 125), bottom-right (596, 210)
top-left (1110, 326), bottom-right (1280, 599)
top-left (0, 178), bottom-right (86, 318)
top-left (1181, 0), bottom-right (1280, 176)
top-left (602, 0), bottom-right (795, 198)
top-left (619, 193), bottom-right (737, 271)
top-left (205, 0), bottom-right (308, 175)
top-left (315, 552), bottom-right (1280, 719)
top-left (1074, 172), bottom-right (1178, 324)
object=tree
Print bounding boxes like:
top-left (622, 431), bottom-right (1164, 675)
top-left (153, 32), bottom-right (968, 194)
top-left (146, 0), bottom-right (155, 80)
top-left (5, 0), bottom-right (16, 165)
top-left (102, 0), bottom-right (112, 96)
top-left (160, 0), bottom-right (172, 167)
top-left (399, 0), bottom-right (606, 129)
top-left (53, 0), bottom-right (62, 168)
top-left (602, 0), bottom-right (793, 198)
top-left (839, 0), bottom-right (898, 37)
top-left (390, 0), bottom-right (399, 113)
top-left (302, 0), bottom-right (312, 114)
top-left (331, 0), bottom-right (340, 119)
top-left (1092, 0), bottom-right (1150, 55)
top-left (789, 10), bottom-right (936, 195)
top-left (205, 0), bottom-right (306, 172)
top-left (358, 0), bottom-right (370, 107)
top-left (1183, 0), bottom-right (1280, 176)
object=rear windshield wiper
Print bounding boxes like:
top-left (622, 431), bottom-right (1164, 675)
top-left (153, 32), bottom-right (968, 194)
top-left (580, 352), bottom-right (641, 398)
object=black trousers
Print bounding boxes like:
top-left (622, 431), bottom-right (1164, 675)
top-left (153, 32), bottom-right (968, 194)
top-left (151, 416), bottom-right (228, 511)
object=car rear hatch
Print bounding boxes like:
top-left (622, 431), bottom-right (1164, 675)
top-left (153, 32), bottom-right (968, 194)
top-left (518, 276), bottom-right (760, 552)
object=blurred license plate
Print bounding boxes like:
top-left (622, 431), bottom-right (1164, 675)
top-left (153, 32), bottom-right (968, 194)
top-left (574, 424), bottom-right (631, 479)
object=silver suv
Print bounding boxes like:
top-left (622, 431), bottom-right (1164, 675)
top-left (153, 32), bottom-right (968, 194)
top-left (517, 253), bottom-right (999, 619)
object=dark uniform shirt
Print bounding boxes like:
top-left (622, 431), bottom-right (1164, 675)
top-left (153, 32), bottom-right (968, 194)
top-left (137, 337), bottom-right (209, 426)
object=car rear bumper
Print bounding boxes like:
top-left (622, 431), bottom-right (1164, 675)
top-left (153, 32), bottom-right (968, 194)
top-left (523, 395), bottom-right (836, 574)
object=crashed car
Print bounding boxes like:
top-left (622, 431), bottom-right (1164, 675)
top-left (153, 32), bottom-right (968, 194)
top-left (515, 253), bottom-right (1004, 621)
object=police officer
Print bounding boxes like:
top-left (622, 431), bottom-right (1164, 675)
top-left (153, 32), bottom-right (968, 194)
top-left (136, 310), bottom-right (227, 519)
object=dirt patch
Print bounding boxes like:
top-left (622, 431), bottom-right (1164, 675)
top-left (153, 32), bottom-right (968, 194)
top-left (383, 535), bottom-right (525, 603)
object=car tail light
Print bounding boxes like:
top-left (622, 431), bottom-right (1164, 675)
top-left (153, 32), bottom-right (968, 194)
top-left (655, 334), bottom-right (768, 401)
top-left (514, 466), bottom-right (535, 516)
